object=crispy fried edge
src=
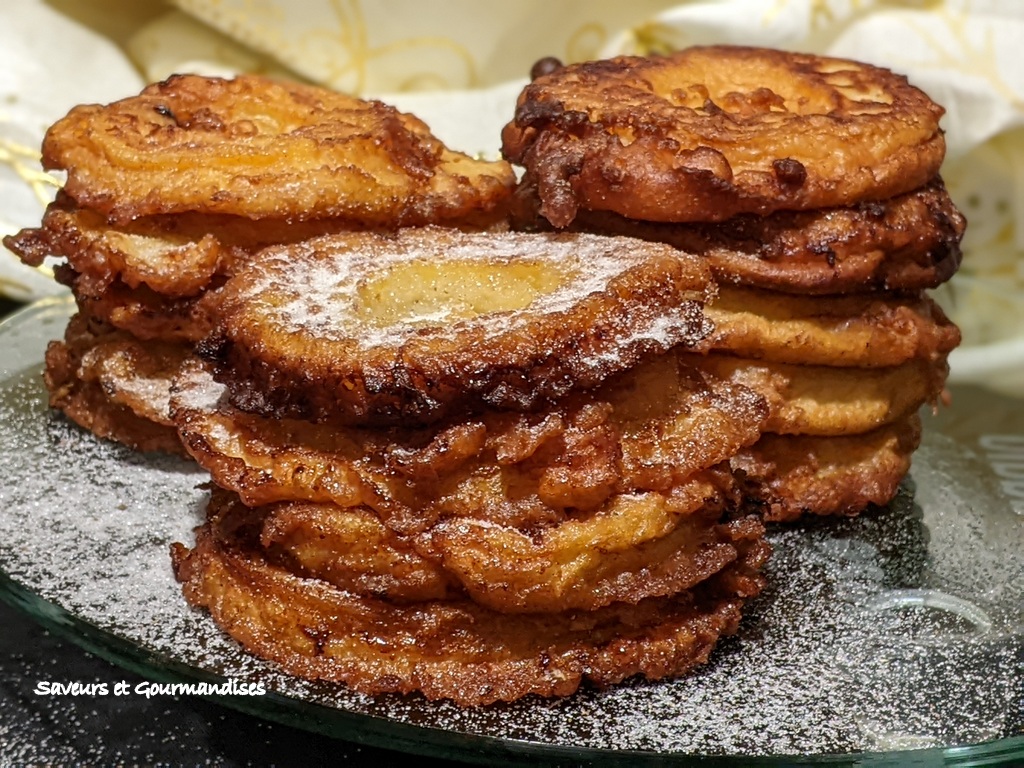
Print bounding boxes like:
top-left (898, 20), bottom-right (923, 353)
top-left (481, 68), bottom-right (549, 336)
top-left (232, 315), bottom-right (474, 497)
top-left (502, 46), bottom-right (945, 226)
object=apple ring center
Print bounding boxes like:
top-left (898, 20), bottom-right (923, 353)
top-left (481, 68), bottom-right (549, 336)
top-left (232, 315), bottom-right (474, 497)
top-left (355, 257), bottom-right (577, 328)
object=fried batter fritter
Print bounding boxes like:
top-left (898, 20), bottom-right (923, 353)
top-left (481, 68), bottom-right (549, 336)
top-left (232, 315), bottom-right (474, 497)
top-left (62, 271), bottom-right (219, 344)
top-left (202, 229), bottom-right (715, 426)
top-left (510, 176), bottom-right (965, 294)
top-left (8, 196), bottom-right (235, 299)
top-left (214, 471), bottom-right (758, 614)
top-left (6, 192), bottom-right (512, 303)
top-left (170, 353), bottom-right (767, 531)
top-left (6, 195), bottom-right (360, 299)
top-left (732, 415), bottom-right (922, 522)
top-left (42, 74), bottom-right (515, 227)
top-left (43, 317), bottom-right (186, 454)
top-left (71, 326), bottom-right (193, 429)
top-left (502, 46), bottom-right (945, 226)
top-left (420, 471), bottom-right (758, 613)
top-left (169, 349), bottom-right (770, 614)
top-left (43, 369), bottom-right (184, 455)
top-left (258, 500), bottom-right (460, 603)
top-left (692, 353), bottom-right (947, 436)
top-left (702, 286), bottom-right (960, 367)
top-left (171, 488), bottom-right (769, 706)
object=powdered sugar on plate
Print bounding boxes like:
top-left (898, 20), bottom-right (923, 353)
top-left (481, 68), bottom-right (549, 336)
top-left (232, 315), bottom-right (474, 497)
top-left (0, 299), bottom-right (1021, 762)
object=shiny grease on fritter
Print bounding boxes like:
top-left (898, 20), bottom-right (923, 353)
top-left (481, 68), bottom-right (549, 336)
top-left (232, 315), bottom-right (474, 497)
top-left (41, 74), bottom-right (515, 226)
top-left (200, 228), bottom-right (716, 426)
top-left (502, 46), bottom-right (945, 226)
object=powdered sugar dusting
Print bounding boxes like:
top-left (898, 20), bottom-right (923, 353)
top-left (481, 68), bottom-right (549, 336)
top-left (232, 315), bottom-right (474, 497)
top-left (170, 360), bottom-right (227, 413)
top-left (0, 303), bottom-right (1021, 761)
top-left (234, 231), bottom-right (691, 351)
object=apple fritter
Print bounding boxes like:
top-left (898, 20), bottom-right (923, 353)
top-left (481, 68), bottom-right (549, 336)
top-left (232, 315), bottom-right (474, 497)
top-left (234, 472), bottom-right (762, 615)
top-left (6, 195), bottom-right (356, 299)
top-left (169, 352), bottom-right (768, 534)
top-left (692, 353), bottom-right (947, 436)
top-left (509, 176), bottom-right (965, 295)
top-left (201, 228), bottom-right (715, 426)
top-left (731, 415), bottom-right (922, 522)
top-left (419, 471), bottom-right (761, 613)
top-left (43, 320), bottom-right (185, 455)
top-left (41, 74), bottom-right (515, 227)
top-left (65, 276), bottom-right (219, 344)
top-left (5, 192), bottom-right (512, 302)
top-left (702, 286), bottom-right (960, 367)
top-left (56, 313), bottom-right (193, 429)
top-left (171, 487), bottom-right (769, 706)
top-left (254, 498), bottom-right (460, 603)
top-left (502, 46), bottom-right (945, 226)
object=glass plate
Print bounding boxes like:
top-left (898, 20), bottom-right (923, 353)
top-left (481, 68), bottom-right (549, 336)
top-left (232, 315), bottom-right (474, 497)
top-left (0, 297), bottom-right (1022, 767)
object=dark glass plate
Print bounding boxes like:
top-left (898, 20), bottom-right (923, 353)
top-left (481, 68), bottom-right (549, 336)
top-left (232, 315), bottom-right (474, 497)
top-left (1, 297), bottom-right (1021, 766)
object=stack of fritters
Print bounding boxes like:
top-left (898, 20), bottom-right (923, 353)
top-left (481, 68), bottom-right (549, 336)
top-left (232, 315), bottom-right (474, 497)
top-left (4, 74), bottom-right (515, 454)
top-left (502, 45), bottom-right (964, 521)
top-left (3, 44), bottom-right (967, 706)
top-left (5, 72), bottom-right (776, 705)
top-left (168, 226), bottom-right (772, 705)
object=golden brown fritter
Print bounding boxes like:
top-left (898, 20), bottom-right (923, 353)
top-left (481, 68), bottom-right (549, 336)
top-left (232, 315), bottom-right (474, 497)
top-left (213, 470), bottom-right (759, 615)
top-left (61, 271), bottom-right (220, 344)
top-left (170, 352), bottom-right (768, 534)
top-left (692, 353), bottom-right (947, 436)
top-left (201, 228), bottom-right (715, 426)
top-left (502, 46), bottom-right (945, 226)
top-left (701, 286), bottom-right (960, 367)
top-left (732, 415), bottom-right (923, 522)
top-left (41, 74), bottom-right (515, 227)
top-left (509, 176), bottom-right (965, 294)
top-left (417, 469), bottom-right (757, 614)
top-left (43, 316), bottom-right (186, 455)
top-left (171, 487), bottom-right (769, 706)
top-left (4, 193), bottom-right (510, 302)
top-left (56, 313), bottom-right (199, 426)
top-left (254, 499), bottom-right (460, 603)
top-left (6, 195), bottom-right (352, 299)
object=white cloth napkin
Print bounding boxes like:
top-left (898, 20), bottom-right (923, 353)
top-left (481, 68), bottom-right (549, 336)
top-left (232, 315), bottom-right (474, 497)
top-left (2, 0), bottom-right (1023, 390)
